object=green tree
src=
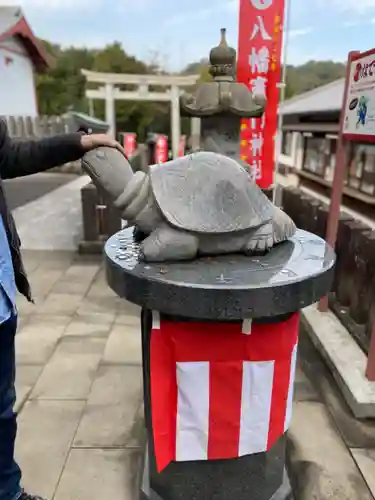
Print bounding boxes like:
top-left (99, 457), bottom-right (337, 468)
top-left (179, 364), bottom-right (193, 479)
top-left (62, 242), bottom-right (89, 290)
top-left (36, 41), bottom-right (96, 115)
top-left (35, 40), bottom-right (166, 139)
top-left (284, 60), bottom-right (345, 98)
top-left (35, 37), bottom-right (347, 140)
top-left (89, 42), bottom-right (161, 139)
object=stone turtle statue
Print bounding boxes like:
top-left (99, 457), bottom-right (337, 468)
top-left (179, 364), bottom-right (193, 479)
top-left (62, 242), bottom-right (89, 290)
top-left (82, 148), bottom-right (296, 262)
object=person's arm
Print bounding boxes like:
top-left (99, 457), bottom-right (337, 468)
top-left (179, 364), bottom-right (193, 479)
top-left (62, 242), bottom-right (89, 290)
top-left (0, 119), bottom-right (86, 180)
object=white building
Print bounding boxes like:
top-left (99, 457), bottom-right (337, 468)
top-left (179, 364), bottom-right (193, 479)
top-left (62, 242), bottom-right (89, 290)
top-left (0, 6), bottom-right (50, 117)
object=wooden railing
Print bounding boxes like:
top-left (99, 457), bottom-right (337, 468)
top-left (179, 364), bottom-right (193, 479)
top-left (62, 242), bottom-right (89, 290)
top-left (282, 186), bottom-right (375, 356)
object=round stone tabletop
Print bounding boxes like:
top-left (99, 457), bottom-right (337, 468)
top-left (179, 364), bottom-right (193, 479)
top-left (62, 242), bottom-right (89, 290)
top-left (105, 227), bottom-right (335, 320)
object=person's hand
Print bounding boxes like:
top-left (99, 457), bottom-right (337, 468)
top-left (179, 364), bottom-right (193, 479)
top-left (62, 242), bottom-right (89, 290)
top-left (80, 134), bottom-right (126, 156)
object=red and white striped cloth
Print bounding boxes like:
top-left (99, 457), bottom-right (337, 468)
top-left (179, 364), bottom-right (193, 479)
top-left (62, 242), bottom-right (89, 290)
top-left (150, 312), bottom-right (299, 472)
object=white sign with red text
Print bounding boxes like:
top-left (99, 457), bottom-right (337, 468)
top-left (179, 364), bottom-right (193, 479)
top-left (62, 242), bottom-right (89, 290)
top-left (343, 50), bottom-right (375, 139)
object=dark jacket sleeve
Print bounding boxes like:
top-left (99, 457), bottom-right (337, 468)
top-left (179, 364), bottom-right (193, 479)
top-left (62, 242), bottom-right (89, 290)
top-left (0, 119), bottom-right (86, 180)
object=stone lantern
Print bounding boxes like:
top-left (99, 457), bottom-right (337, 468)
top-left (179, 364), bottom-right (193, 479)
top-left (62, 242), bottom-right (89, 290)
top-left (180, 28), bottom-right (265, 166)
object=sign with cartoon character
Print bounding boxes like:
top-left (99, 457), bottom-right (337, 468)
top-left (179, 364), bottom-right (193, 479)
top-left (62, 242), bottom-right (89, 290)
top-left (343, 49), bottom-right (375, 141)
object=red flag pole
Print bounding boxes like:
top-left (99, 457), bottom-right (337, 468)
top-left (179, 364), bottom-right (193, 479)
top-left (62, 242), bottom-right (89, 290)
top-left (274, 0), bottom-right (291, 206)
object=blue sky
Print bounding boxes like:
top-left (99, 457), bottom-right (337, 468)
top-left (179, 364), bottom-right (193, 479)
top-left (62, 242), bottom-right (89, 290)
top-left (9, 0), bottom-right (375, 70)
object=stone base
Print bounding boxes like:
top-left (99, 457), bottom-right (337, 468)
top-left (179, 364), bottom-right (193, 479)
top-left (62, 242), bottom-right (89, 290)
top-left (140, 440), bottom-right (293, 500)
top-left (106, 228), bottom-right (334, 320)
top-left (137, 308), bottom-right (298, 500)
top-left (270, 471), bottom-right (293, 500)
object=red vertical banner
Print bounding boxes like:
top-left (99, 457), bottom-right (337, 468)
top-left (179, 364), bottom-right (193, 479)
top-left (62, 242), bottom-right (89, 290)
top-left (237, 0), bottom-right (285, 188)
top-left (155, 135), bottom-right (168, 163)
top-left (123, 133), bottom-right (137, 157)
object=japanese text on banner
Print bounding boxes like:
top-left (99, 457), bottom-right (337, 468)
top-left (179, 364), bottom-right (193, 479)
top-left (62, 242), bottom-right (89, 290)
top-left (237, 0), bottom-right (285, 188)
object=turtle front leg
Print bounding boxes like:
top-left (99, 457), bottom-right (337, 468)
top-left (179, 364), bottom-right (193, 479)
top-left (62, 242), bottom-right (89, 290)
top-left (140, 225), bottom-right (199, 262)
top-left (244, 222), bottom-right (274, 254)
top-left (244, 207), bottom-right (296, 254)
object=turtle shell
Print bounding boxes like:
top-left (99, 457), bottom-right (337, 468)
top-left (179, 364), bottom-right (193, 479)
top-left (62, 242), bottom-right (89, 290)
top-left (149, 151), bottom-right (274, 234)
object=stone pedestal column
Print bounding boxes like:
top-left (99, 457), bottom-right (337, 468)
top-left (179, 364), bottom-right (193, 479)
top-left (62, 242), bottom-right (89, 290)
top-left (105, 227), bottom-right (335, 500)
top-left (170, 85), bottom-right (181, 159)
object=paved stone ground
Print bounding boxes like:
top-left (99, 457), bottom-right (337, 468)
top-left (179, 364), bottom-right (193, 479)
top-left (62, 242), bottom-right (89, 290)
top-left (12, 248), bottom-right (375, 500)
top-left (290, 327), bottom-right (375, 499)
top-left (13, 175), bottom-right (90, 251)
top-left (14, 250), bottom-right (144, 500)
top-left (4, 172), bottom-right (79, 211)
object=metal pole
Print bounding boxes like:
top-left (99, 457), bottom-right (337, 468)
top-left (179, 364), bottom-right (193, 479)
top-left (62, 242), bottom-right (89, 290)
top-left (273, 0), bottom-right (292, 206)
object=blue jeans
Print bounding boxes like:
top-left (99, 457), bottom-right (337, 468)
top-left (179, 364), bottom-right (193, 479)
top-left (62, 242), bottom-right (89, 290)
top-left (0, 313), bottom-right (22, 500)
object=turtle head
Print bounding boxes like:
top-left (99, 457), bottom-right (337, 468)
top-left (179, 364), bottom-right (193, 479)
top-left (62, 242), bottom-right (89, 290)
top-left (82, 147), bottom-right (160, 231)
top-left (81, 147), bottom-right (134, 201)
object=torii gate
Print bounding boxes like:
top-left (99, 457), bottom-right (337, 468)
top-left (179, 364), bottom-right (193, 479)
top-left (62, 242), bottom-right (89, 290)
top-left (81, 69), bottom-right (200, 159)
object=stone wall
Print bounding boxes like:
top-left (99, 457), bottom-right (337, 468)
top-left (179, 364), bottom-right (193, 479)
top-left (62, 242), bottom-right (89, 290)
top-left (1, 114), bottom-right (82, 174)
top-left (282, 186), bottom-right (375, 354)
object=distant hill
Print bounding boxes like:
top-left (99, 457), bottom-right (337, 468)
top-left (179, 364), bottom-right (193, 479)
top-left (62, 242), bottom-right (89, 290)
top-left (182, 58), bottom-right (209, 75)
top-left (284, 60), bottom-right (346, 98)
top-left (182, 59), bottom-right (346, 99)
